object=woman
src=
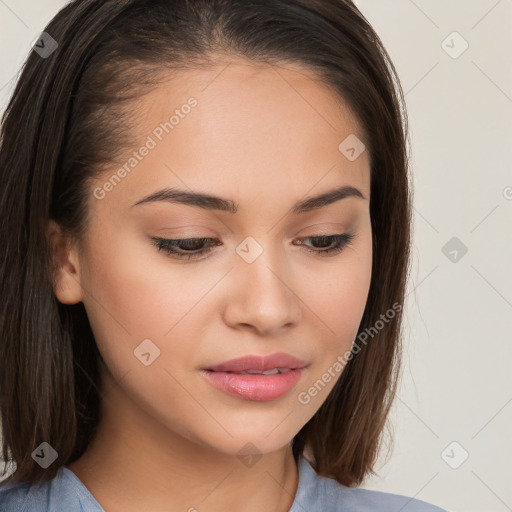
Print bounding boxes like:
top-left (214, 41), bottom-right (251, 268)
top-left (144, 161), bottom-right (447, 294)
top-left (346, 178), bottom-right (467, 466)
top-left (0, 0), bottom-right (448, 510)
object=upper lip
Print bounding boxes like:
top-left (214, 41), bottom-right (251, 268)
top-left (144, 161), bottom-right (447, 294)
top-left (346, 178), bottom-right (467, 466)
top-left (203, 352), bottom-right (308, 372)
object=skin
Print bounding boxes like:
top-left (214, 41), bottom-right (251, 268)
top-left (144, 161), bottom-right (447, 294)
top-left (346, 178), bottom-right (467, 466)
top-left (47, 57), bottom-right (372, 512)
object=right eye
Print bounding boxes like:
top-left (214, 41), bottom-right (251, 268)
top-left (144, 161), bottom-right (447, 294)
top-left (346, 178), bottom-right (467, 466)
top-left (150, 237), bottom-right (221, 260)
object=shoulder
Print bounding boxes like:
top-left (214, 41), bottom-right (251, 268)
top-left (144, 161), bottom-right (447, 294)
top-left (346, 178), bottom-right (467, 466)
top-left (0, 477), bottom-right (44, 512)
top-left (322, 483), bottom-right (449, 512)
top-left (0, 476), bottom-right (40, 512)
top-left (0, 467), bottom-right (105, 512)
top-left (290, 455), bottom-right (450, 512)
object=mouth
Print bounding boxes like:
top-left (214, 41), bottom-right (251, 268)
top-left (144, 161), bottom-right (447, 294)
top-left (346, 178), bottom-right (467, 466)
top-left (201, 352), bottom-right (308, 401)
top-left (203, 352), bottom-right (308, 374)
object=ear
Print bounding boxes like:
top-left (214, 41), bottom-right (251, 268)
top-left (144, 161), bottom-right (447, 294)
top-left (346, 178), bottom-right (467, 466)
top-left (46, 219), bottom-right (84, 305)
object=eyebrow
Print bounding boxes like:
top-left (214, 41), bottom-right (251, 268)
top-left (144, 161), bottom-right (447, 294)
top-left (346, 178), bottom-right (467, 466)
top-left (131, 185), bottom-right (365, 214)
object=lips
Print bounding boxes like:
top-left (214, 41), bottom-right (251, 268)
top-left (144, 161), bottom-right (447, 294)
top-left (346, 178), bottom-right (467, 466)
top-left (203, 352), bottom-right (308, 373)
top-left (201, 367), bottom-right (306, 401)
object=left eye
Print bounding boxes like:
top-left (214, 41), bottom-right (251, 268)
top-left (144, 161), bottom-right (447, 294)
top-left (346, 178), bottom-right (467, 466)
top-left (150, 232), bottom-right (356, 260)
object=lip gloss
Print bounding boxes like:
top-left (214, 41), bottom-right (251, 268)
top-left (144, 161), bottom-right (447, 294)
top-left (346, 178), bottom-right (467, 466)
top-left (200, 368), bottom-right (305, 401)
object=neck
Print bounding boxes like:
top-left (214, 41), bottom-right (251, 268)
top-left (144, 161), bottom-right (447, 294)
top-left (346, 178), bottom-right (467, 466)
top-left (66, 367), bottom-right (300, 512)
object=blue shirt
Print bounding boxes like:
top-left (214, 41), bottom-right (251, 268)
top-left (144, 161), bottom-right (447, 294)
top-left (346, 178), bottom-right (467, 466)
top-left (0, 454), bottom-right (449, 511)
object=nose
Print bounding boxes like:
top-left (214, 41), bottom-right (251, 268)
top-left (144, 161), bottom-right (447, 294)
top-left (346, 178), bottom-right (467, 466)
top-left (222, 241), bottom-right (303, 336)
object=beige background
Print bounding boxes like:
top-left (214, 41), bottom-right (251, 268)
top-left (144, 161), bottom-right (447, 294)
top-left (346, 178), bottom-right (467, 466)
top-left (1, 2), bottom-right (512, 511)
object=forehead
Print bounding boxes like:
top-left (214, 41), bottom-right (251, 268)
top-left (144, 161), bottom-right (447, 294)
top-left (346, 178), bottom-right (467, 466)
top-left (139, 57), bottom-right (366, 146)
top-left (90, 57), bottom-right (370, 214)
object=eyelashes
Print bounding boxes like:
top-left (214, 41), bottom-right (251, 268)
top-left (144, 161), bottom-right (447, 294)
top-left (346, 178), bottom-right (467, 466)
top-left (150, 232), bottom-right (356, 261)
top-left (151, 237), bottom-right (223, 260)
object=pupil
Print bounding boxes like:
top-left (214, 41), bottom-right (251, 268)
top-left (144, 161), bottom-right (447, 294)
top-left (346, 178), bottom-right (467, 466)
top-left (314, 236), bottom-right (330, 248)
top-left (182, 239), bottom-right (203, 250)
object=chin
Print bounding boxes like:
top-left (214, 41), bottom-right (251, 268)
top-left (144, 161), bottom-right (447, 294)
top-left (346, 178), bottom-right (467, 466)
top-left (179, 421), bottom-right (298, 458)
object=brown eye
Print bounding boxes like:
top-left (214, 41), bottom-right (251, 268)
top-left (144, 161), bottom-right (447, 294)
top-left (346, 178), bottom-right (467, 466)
top-left (150, 237), bottom-right (220, 260)
top-left (295, 233), bottom-right (356, 256)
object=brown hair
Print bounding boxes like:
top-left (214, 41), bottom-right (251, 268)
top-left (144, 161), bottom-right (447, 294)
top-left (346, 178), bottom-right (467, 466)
top-left (0, 0), bottom-right (410, 487)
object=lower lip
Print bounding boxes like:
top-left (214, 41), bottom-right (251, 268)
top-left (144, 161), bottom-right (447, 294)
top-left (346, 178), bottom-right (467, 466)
top-left (200, 368), bottom-right (305, 401)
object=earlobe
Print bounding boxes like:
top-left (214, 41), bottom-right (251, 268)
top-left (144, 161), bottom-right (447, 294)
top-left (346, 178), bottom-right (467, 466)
top-left (46, 219), bottom-right (83, 305)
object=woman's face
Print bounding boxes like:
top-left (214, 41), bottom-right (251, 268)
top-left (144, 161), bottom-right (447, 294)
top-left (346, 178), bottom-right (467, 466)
top-left (56, 58), bottom-right (372, 457)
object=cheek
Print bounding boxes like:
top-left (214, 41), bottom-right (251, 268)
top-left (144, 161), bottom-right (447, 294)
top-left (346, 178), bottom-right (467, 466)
top-left (77, 236), bottom-right (163, 364)
top-left (81, 231), bottom-right (201, 335)
top-left (79, 231), bottom-right (222, 385)
top-left (304, 234), bottom-right (372, 346)
top-left (330, 261), bottom-right (371, 340)
top-left (289, 248), bottom-right (372, 414)
top-left (295, 247), bottom-right (372, 407)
